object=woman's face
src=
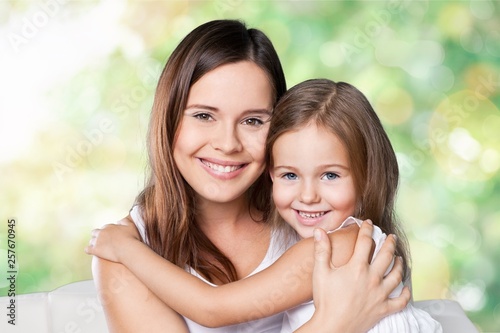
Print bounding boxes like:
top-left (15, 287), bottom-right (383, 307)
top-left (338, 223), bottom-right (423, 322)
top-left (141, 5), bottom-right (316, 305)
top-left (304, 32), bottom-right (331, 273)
top-left (173, 61), bottom-right (273, 205)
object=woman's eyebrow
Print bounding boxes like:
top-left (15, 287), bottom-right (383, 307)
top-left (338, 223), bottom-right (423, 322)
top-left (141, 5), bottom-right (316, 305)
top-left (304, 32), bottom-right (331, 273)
top-left (185, 105), bottom-right (272, 115)
top-left (242, 109), bottom-right (273, 116)
top-left (185, 104), bottom-right (218, 111)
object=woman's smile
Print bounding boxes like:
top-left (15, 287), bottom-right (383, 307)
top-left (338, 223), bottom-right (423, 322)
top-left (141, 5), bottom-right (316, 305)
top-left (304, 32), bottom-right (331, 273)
top-left (198, 158), bottom-right (248, 179)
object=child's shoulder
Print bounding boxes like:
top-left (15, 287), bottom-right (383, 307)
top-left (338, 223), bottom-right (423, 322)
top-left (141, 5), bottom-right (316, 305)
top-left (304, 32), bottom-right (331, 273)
top-left (327, 223), bottom-right (360, 268)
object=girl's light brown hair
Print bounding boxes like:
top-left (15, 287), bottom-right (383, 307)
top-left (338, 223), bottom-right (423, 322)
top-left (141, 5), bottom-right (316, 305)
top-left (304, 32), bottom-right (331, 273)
top-left (266, 79), bottom-right (410, 276)
top-left (136, 20), bottom-right (286, 284)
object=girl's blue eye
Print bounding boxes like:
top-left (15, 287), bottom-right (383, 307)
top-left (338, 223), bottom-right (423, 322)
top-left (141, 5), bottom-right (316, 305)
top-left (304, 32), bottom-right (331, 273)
top-left (322, 172), bottom-right (339, 180)
top-left (283, 173), bottom-right (298, 180)
top-left (242, 118), bottom-right (264, 127)
top-left (194, 113), bottom-right (213, 121)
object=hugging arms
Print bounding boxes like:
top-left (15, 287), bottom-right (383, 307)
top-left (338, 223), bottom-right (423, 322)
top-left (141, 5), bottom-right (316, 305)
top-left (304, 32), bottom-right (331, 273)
top-left (90, 216), bottom-right (407, 332)
top-left (87, 20), bottom-right (411, 333)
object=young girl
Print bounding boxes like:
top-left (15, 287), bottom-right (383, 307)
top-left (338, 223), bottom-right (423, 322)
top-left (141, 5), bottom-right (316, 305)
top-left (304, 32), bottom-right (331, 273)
top-left (87, 77), bottom-right (434, 331)
top-left (265, 79), bottom-right (442, 332)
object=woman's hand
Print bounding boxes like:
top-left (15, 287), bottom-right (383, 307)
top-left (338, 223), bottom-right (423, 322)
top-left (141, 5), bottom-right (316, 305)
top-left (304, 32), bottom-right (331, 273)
top-left (85, 217), bottom-right (140, 263)
top-left (299, 221), bottom-right (411, 333)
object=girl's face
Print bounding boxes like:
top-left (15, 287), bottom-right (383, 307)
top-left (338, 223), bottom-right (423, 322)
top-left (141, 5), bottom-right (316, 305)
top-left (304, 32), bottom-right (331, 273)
top-left (173, 61), bottom-right (273, 205)
top-left (270, 123), bottom-right (357, 238)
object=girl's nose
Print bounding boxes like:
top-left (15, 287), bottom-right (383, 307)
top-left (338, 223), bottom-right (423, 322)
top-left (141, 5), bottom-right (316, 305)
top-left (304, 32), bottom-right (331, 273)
top-left (299, 181), bottom-right (321, 204)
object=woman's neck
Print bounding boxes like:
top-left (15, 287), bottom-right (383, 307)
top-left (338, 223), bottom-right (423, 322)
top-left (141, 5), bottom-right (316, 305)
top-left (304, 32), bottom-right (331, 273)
top-left (195, 195), bottom-right (254, 229)
top-left (194, 195), bottom-right (270, 280)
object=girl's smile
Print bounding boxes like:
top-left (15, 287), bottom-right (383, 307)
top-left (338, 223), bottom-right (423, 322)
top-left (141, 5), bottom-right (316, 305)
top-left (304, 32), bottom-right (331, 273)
top-left (294, 209), bottom-right (331, 227)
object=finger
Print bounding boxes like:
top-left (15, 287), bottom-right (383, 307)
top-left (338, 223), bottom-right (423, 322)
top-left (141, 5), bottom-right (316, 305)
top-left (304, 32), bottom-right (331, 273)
top-left (384, 286), bottom-right (411, 315)
top-left (371, 234), bottom-right (397, 277)
top-left (85, 236), bottom-right (95, 254)
top-left (313, 228), bottom-right (332, 271)
top-left (382, 255), bottom-right (404, 294)
top-left (85, 229), bottom-right (100, 255)
top-left (350, 220), bottom-right (374, 263)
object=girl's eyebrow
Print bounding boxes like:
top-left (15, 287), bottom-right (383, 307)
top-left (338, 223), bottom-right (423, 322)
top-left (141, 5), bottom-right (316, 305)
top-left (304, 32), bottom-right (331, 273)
top-left (273, 165), bottom-right (297, 171)
top-left (273, 164), bottom-right (349, 171)
top-left (320, 163), bottom-right (350, 170)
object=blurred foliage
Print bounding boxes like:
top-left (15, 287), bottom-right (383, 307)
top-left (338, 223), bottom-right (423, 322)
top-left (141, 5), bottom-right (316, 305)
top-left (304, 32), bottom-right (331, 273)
top-left (1, 0), bottom-right (499, 331)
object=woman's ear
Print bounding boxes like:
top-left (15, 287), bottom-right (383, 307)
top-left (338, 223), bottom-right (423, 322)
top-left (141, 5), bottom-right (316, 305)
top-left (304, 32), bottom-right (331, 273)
top-left (269, 169), bottom-right (274, 182)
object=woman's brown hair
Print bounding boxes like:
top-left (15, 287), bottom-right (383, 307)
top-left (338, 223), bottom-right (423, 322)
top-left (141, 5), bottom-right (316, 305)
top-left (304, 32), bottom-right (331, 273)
top-left (136, 20), bottom-right (286, 283)
top-left (266, 79), bottom-right (410, 277)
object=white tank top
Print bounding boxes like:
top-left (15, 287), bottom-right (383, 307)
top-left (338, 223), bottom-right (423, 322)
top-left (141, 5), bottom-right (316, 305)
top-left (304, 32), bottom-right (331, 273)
top-left (130, 206), bottom-right (295, 332)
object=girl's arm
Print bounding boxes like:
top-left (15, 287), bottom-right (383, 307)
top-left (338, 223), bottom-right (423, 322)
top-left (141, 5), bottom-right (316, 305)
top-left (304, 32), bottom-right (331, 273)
top-left (86, 216), bottom-right (361, 328)
top-left (92, 251), bottom-right (189, 332)
top-left (296, 225), bottom-right (411, 333)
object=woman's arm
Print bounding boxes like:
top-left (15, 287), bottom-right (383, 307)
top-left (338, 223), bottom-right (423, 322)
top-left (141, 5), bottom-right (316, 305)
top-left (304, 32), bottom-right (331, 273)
top-left (87, 218), bottom-right (360, 327)
top-left (92, 255), bottom-right (189, 333)
top-left (295, 223), bottom-right (411, 333)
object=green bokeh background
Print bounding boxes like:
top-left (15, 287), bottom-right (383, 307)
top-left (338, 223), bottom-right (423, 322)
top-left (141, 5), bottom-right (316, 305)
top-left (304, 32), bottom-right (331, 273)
top-left (1, 0), bottom-right (499, 331)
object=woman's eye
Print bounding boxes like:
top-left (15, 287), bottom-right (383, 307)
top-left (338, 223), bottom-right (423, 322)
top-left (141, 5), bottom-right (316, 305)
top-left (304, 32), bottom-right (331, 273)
top-left (194, 113), bottom-right (213, 121)
top-left (283, 173), bottom-right (298, 180)
top-left (322, 172), bottom-right (339, 180)
top-left (242, 118), bottom-right (264, 127)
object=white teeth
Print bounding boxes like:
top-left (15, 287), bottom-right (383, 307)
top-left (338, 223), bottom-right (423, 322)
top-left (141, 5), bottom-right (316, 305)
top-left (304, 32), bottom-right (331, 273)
top-left (203, 161), bottom-right (241, 173)
top-left (299, 211), bottom-right (326, 219)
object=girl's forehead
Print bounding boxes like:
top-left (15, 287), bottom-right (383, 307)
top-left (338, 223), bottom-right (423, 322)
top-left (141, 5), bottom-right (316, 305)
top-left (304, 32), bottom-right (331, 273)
top-left (273, 124), bottom-right (348, 159)
top-left (276, 122), bottom-right (341, 142)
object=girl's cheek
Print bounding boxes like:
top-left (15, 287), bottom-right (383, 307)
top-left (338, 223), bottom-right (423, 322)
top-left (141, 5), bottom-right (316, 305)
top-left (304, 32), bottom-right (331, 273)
top-left (272, 185), bottom-right (289, 209)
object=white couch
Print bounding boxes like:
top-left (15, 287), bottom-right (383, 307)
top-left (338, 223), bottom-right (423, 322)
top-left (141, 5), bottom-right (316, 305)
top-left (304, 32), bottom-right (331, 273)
top-left (0, 280), bottom-right (479, 332)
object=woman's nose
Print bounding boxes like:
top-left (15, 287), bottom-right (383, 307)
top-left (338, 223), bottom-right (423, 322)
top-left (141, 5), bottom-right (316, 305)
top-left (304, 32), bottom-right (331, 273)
top-left (211, 124), bottom-right (243, 154)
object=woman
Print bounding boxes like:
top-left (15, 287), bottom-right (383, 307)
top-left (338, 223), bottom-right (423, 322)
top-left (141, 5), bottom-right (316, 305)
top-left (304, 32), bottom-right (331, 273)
top-left (91, 19), bottom-right (409, 332)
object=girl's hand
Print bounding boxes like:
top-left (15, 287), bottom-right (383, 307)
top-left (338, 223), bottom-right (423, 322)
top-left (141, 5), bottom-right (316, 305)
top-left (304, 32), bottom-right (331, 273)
top-left (305, 221), bottom-right (411, 333)
top-left (85, 217), bottom-right (140, 263)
